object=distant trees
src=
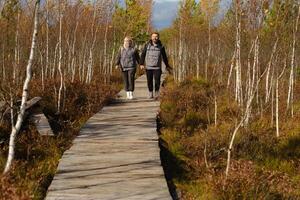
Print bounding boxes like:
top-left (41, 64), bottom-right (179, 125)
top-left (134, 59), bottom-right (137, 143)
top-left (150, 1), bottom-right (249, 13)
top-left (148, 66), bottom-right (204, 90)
top-left (200, 0), bottom-right (219, 80)
top-left (112, 0), bottom-right (152, 45)
top-left (0, 0), bottom-right (152, 89)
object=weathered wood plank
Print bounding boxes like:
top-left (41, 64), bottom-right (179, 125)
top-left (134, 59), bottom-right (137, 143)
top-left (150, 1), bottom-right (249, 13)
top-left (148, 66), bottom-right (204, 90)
top-left (46, 75), bottom-right (171, 200)
top-left (1, 97), bottom-right (54, 137)
top-left (24, 96), bottom-right (42, 110)
top-left (32, 113), bottom-right (54, 136)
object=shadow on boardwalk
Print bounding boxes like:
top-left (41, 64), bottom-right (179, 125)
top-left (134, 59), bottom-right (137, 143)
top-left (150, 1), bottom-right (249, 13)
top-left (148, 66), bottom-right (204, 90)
top-left (46, 75), bottom-right (173, 200)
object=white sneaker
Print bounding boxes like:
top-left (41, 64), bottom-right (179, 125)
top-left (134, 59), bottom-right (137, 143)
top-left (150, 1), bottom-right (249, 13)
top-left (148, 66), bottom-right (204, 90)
top-left (154, 91), bottom-right (160, 99)
top-left (148, 91), bottom-right (153, 99)
top-left (129, 91), bottom-right (133, 99)
top-left (126, 91), bottom-right (130, 99)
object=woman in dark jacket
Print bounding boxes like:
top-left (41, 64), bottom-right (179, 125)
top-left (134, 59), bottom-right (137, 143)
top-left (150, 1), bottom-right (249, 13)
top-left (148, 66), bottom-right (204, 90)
top-left (115, 36), bottom-right (140, 100)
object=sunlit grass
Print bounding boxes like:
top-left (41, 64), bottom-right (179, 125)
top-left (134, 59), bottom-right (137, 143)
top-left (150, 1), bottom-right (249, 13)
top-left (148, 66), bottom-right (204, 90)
top-left (0, 77), bottom-right (121, 199)
top-left (159, 77), bottom-right (300, 199)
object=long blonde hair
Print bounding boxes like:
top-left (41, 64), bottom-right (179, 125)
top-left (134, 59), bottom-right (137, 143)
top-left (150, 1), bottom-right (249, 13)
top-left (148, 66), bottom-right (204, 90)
top-left (123, 36), bottom-right (134, 48)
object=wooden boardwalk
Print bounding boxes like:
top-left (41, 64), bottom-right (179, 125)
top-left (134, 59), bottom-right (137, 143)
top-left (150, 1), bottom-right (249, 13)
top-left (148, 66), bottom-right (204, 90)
top-left (46, 75), bottom-right (171, 200)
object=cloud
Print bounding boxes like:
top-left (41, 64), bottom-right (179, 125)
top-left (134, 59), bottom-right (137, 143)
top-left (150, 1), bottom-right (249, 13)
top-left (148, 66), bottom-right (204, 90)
top-left (152, 0), bottom-right (180, 30)
top-left (152, 0), bottom-right (232, 29)
top-left (118, 0), bottom-right (232, 30)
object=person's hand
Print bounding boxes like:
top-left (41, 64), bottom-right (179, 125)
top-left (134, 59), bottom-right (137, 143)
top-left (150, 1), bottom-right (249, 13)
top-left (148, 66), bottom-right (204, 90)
top-left (166, 66), bottom-right (173, 74)
top-left (115, 65), bottom-right (119, 70)
top-left (140, 65), bottom-right (145, 70)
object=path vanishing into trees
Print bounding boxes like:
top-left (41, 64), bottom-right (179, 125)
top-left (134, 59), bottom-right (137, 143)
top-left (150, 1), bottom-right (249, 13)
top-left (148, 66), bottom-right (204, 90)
top-left (45, 74), bottom-right (171, 200)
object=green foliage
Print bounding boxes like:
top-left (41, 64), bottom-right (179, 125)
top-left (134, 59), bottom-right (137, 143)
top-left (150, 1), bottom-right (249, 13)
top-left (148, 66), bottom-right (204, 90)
top-left (178, 0), bottom-right (198, 20)
top-left (173, 0), bottom-right (206, 33)
top-left (1, 0), bottom-right (20, 20)
top-left (176, 180), bottom-right (216, 200)
top-left (162, 130), bottom-right (187, 162)
top-left (180, 111), bottom-right (207, 133)
top-left (112, 0), bottom-right (150, 45)
top-left (262, 0), bottom-right (298, 42)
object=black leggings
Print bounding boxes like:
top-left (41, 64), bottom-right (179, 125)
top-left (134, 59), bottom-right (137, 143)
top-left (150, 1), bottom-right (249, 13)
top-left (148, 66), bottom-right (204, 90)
top-left (122, 69), bottom-right (136, 91)
top-left (146, 69), bottom-right (162, 92)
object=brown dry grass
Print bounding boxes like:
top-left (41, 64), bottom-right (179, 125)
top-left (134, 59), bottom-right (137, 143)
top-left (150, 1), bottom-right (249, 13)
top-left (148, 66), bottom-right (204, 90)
top-left (159, 76), bottom-right (300, 200)
top-left (0, 76), bottom-right (121, 199)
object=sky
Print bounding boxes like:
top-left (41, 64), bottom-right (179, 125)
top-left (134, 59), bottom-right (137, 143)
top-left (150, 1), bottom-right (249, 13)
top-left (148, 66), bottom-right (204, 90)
top-left (120, 0), bottom-right (232, 30)
top-left (152, 0), bottom-right (232, 30)
top-left (152, 0), bottom-right (180, 30)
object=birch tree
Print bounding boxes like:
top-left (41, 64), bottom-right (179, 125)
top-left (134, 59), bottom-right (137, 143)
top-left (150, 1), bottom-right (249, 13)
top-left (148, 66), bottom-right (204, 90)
top-left (57, 0), bottom-right (64, 113)
top-left (3, 0), bottom-right (40, 174)
top-left (287, 3), bottom-right (300, 117)
top-left (200, 0), bottom-right (219, 80)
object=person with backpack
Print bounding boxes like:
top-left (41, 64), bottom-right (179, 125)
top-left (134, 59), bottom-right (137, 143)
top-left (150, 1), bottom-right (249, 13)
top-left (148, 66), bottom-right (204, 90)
top-left (140, 32), bottom-right (172, 99)
top-left (115, 36), bottom-right (140, 100)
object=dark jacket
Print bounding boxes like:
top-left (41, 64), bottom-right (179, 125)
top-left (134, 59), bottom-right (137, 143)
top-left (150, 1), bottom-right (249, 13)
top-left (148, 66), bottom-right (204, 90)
top-left (140, 40), bottom-right (171, 71)
top-left (116, 46), bottom-right (140, 71)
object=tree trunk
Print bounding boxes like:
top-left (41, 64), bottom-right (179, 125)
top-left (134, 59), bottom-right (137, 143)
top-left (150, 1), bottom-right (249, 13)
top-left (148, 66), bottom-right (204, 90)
top-left (265, 38), bottom-right (278, 103)
top-left (205, 21), bottom-right (211, 80)
top-left (235, 3), bottom-right (243, 107)
top-left (287, 5), bottom-right (300, 117)
top-left (226, 59), bottom-right (268, 178)
top-left (2, 43), bottom-right (5, 83)
top-left (214, 93), bottom-right (217, 127)
top-left (178, 16), bottom-right (184, 82)
top-left (4, 0), bottom-right (40, 174)
top-left (46, 0), bottom-right (49, 79)
top-left (13, 11), bottom-right (20, 85)
top-left (227, 51), bottom-right (235, 89)
top-left (57, 0), bottom-right (64, 113)
top-left (196, 44), bottom-right (200, 79)
top-left (103, 20), bottom-right (109, 82)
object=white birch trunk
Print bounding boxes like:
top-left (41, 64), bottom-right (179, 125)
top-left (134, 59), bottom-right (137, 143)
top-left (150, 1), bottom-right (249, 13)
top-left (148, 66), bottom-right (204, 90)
top-left (265, 38), bottom-right (278, 103)
top-left (45, 0), bottom-right (49, 79)
top-left (178, 16), bottom-right (184, 82)
top-left (227, 51), bottom-right (236, 89)
top-left (40, 50), bottom-right (44, 91)
top-left (57, 0), bottom-right (63, 113)
top-left (103, 20), bottom-right (109, 80)
top-left (205, 21), bottom-right (211, 80)
top-left (87, 5), bottom-right (100, 84)
top-left (287, 5), bottom-right (300, 117)
top-left (226, 59), bottom-right (268, 178)
top-left (4, 0), bottom-right (40, 174)
top-left (196, 45), bottom-right (200, 79)
top-left (13, 11), bottom-right (20, 85)
top-left (214, 93), bottom-right (217, 127)
top-left (52, 42), bottom-right (59, 78)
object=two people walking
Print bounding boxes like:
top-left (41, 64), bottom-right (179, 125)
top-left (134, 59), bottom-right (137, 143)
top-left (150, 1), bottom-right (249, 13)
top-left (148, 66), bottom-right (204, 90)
top-left (115, 32), bottom-right (172, 100)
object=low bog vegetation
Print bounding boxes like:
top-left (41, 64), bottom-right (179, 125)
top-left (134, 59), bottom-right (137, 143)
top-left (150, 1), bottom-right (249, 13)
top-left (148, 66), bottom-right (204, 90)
top-left (159, 77), bottom-right (300, 200)
top-left (0, 76), bottom-right (121, 199)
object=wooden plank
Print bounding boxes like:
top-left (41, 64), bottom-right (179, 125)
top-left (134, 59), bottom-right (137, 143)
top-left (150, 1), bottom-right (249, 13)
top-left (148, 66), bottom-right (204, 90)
top-left (24, 97), bottom-right (42, 110)
top-left (46, 75), bottom-right (171, 200)
top-left (0, 97), bottom-right (54, 137)
top-left (32, 113), bottom-right (54, 136)
top-left (1, 97), bottom-right (42, 114)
